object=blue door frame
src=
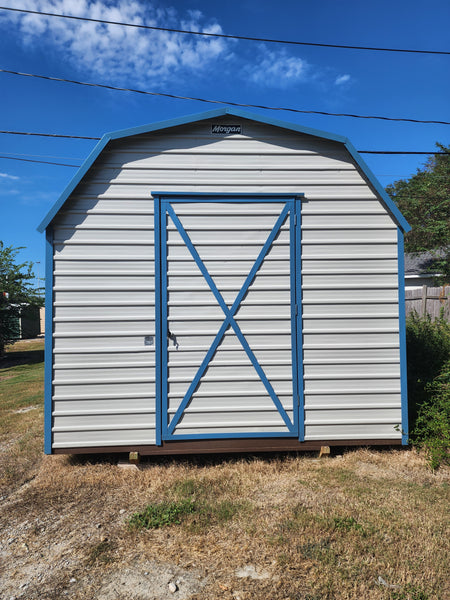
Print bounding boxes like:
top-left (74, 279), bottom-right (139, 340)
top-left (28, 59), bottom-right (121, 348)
top-left (154, 193), bottom-right (304, 444)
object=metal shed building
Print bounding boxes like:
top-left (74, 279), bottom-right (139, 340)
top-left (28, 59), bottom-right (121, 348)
top-left (38, 108), bottom-right (410, 455)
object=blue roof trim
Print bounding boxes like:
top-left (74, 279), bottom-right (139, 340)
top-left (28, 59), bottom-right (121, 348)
top-left (37, 134), bottom-right (111, 232)
top-left (37, 107), bottom-right (410, 233)
top-left (344, 140), bottom-right (411, 233)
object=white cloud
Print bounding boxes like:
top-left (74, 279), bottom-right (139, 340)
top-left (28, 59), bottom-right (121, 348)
top-left (246, 48), bottom-right (310, 88)
top-left (0, 0), bottom-right (232, 85)
top-left (0, 2), bottom-right (343, 91)
top-left (335, 74), bottom-right (351, 85)
top-left (0, 172), bottom-right (20, 180)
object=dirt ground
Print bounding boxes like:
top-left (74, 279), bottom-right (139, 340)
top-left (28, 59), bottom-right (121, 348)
top-left (1, 340), bottom-right (449, 600)
top-left (1, 449), bottom-right (449, 600)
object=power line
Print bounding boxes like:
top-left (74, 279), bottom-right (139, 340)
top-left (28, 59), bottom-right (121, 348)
top-left (0, 155), bottom-right (80, 167)
top-left (358, 151), bottom-right (449, 155)
top-left (0, 130), bottom-right (448, 155)
top-left (1, 68), bottom-right (449, 125)
top-left (0, 150), bottom-right (84, 160)
top-left (1, 5), bottom-right (449, 56)
top-left (0, 129), bottom-right (99, 140)
top-left (1, 153), bottom-right (448, 178)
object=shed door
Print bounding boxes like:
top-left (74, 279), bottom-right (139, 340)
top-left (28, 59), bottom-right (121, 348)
top-left (155, 195), bottom-right (302, 441)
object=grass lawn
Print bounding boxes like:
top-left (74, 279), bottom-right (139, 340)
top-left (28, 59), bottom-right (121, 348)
top-left (0, 338), bottom-right (45, 493)
top-left (0, 339), bottom-right (449, 600)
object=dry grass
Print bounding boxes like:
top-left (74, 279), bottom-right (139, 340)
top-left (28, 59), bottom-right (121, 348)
top-left (0, 340), bottom-right (449, 600)
top-left (0, 338), bottom-right (45, 495)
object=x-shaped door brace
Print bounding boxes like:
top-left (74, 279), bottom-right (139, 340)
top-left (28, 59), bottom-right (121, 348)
top-left (165, 202), bottom-right (295, 435)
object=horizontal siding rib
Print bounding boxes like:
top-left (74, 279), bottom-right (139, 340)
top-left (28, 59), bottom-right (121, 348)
top-left (53, 409), bottom-right (155, 416)
top-left (304, 358), bottom-right (399, 365)
top-left (305, 388), bottom-right (400, 395)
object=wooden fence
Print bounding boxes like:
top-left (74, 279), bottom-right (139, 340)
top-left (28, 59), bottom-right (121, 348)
top-left (405, 285), bottom-right (450, 320)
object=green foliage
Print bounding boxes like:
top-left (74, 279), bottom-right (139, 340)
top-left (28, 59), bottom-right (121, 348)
top-left (405, 312), bottom-right (450, 427)
top-left (386, 143), bottom-right (449, 282)
top-left (0, 242), bottom-right (43, 355)
top-left (333, 516), bottom-right (363, 533)
top-left (128, 499), bottom-right (196, 529)
top-left (129, 475), bottom-right (247, 532)
top-left (406, 313), bottom-right (450, 469)
top-left (412, 361), bottom-right (450, 470)
top-left (391, 583), bottom-right (429, 600)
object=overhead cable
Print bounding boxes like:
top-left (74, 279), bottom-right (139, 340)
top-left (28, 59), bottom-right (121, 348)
top-left (0, 129), bottom-right (100, 140)
top-left (0, 6), bottom-right (449, 56)
top-left (0, 154), bottom-right (80, 167)
top-left (0, 130), bottom-right (448, 155)
top-left (1, 68), bottom-right (449, 125)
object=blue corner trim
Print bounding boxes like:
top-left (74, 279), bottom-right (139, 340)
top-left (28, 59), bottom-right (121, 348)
top-left (44, 228), bottom-right (54, 454)
top-left (37, 135), bottom-right (111, 232)
top-left (344, 141), bottom-right (411, 233)
top-left (397, 228), bottom-right (409, 444)
top-left (38, 107), bottom-right (409, 233)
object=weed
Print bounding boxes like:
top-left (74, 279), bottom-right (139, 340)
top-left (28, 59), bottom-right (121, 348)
top-left (391, 583), bottom-right (429, 600)
top-left (333, 516), bottom-right (363, 533)
top-left (128, 499), bottom-right (196, 529)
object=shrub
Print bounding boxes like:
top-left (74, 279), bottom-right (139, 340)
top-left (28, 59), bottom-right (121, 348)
top-left (405, 312), bottom-right (450, 429)
top-left (412, 360), bottom-right (450, 470)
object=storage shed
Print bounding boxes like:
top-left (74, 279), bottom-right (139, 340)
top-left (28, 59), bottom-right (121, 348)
top-left (38, 108), bottom-right (410, 455)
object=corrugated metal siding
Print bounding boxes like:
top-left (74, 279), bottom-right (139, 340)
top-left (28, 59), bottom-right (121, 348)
top-left (51, 116), bottom-right (401, 448)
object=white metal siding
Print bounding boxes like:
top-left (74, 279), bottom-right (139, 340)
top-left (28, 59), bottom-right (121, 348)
top-left (51, 116), bottom-right (401, 448)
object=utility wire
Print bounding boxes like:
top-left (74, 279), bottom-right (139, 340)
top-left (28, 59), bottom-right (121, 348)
top-left (1, 5), bottom-right (449, 56)
top-left (0, 150), bottom-right (84, 160)
top-left (1, 68), bottom-right (449, 125)
top-left (0, 154), bottom-right (80, 167)
top-left (0, 130), bottom-right (448, 155)
top-left (0, 129), bottom-right (99, 140)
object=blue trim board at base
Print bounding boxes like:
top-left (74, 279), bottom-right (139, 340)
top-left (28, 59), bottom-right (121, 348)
top-left (44, 228), bottom-right (54, 455)
top-left (38, 108), bottom-right (409, 234)
top-left (397, 228), bottom-right (409, 445)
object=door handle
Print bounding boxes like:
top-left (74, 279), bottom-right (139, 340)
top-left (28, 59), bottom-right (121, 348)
top-left (167, 330), bottom-right (179, 349)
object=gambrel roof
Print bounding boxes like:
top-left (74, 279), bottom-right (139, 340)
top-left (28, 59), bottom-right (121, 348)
top-left (38, 108), bottom-right (410, 233)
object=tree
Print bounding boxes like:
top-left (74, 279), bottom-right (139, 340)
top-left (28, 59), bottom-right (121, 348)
top-left (386, 143), bottom-right (450, 282)
top-left (0, 242), bottom-right (43, 356)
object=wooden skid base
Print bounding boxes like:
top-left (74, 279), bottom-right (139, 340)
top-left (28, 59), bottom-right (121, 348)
top-left (53, 438), bottom-right (404, 456)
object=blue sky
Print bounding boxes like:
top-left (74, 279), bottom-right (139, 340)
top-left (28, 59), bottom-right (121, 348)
top-left (0, 0), bottom-right (449, 289)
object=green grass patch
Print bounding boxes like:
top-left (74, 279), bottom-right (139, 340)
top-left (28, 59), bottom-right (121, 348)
top-left (0, 339), bottom-right (45, 493)
top-left (128, 499), bottom-right (196, 529)
top-left (128, 497), bottom-right (246, 531)
top-left (333, 516), bottom-right (364, 533)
